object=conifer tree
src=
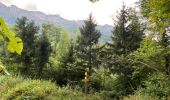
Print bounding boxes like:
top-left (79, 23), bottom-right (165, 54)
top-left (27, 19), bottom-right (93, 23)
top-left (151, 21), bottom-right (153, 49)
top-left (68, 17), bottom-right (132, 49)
top-left (108, 6), bottom-right (143, 55)
top-left (107, 5), bottom-right (144, 95)
top-left (15, 17), bottom-right (39, 74)
top-left (36, 24), bottom-right (52, 76)
top-left (78, 14), bottom-right (101, 73)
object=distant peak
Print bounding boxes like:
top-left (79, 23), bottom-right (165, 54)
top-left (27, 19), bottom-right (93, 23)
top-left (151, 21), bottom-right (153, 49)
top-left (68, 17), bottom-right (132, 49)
top-left (0, 1), bottom-right (11, 7)
top-left (11, 5), bottom-right (18, 8)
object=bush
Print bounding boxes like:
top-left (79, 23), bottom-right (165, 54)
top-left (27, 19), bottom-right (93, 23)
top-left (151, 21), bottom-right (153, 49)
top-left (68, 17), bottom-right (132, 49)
top-left (123, 94), bottom-right (159, 100)
top-left (137, 72), bottom-right (170, 100)
top-left (6, 80), bottom-right (57, 99)
top-left (90, 67), bottom-right (120, 99)
top-left (90, 67), bottom-right (118, 91)
top-left (0, 75), bottom-right (103, 100)
top-left (124, 72), bottom-right (170, 100)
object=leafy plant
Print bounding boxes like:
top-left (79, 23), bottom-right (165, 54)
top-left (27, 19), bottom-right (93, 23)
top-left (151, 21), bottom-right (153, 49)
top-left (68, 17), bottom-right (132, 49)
top-left (0, 17), bottom-right (23, 75)
top-left (0, 17), bottom-right (23, 55)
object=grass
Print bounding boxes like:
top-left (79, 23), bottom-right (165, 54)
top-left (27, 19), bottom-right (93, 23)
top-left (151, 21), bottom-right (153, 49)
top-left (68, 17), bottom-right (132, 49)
top-left (0, 75), bottom-right (102, 100)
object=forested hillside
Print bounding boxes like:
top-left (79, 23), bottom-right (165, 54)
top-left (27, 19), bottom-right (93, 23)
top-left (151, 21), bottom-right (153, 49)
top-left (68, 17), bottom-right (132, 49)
top-left (0, 0), bottom-right (170, 100)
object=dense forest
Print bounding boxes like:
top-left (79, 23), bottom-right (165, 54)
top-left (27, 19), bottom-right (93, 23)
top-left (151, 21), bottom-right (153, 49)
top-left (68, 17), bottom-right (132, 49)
top-left (0, 0), bottom-right (170, 99)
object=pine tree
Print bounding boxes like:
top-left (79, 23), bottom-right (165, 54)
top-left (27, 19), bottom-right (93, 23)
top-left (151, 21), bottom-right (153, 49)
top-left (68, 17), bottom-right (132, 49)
top-left (108, 6), bottom-right (143, 55)
top-left (15, 17), bottom-right (39, 74)
top-left (36, 24), bottom-right (52, 76)
top-left (78, 14), bottom-right (101, 73)
top-left (107, 5), bottom-right (144, 95)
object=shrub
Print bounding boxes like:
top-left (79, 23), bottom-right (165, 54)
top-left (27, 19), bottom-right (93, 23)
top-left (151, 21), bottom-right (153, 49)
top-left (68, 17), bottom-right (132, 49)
top-left (123, 94), bottom-right (159, 100)
top-left (0, 75), bottom-right (103, 100)
top-left (124, 72), bottom-right (170, 100)
top-left (6, 80), bottom-right (57, 100)
top-left (90, 67), bottom-right (120, 99)
top-left (138, 72), bottom-right (170, 100)
top-left (90, 67), bottom-right (118, 91)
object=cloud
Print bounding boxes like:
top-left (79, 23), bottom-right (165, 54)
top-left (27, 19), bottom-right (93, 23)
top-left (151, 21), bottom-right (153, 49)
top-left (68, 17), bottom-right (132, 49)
top-left (24, 3), bottom-right (38, 11)
top-left (0, 0), bottom-right (12, 5)
top-left (5, 0), bottom-right (137, 25)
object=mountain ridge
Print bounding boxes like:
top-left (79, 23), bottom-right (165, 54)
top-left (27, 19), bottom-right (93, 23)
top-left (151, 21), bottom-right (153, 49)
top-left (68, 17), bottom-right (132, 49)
top-left (0, 2), bottom-right (112, 42)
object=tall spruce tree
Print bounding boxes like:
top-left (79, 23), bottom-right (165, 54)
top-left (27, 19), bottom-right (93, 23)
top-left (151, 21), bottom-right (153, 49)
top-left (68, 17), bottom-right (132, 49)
top-left (107, 5), bottom-right (144, 95)
top-left (15, 17), bottom-right (39, 74)
top-left (78, 14), bottom-right (101, 73)
top-left (36, 24), bottom-right (52, 77)
top-left (108, 6), bottom-right (143, 55)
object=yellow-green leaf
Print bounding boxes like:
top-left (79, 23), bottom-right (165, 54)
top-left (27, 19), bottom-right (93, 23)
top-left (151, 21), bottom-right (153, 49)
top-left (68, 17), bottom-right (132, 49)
top-left (7, 37), bottom-right (23, 55)
top-left (0, 17), bottom-right (23, 55)
top-left (0, 64), bottom-right (5, 72)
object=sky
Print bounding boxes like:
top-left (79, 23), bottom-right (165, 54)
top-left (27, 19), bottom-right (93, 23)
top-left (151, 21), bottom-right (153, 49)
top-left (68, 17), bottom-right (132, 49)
top-left (0, 0), bottom-right (138, 25)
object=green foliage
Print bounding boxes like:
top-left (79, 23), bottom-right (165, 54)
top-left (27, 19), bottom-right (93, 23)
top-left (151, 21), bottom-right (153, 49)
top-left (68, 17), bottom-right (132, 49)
top-left (6, 80), bottom-right (56, 99)
top-left (0, 62), bottom-right (10, 75)
top-left (160, 31), bottom-right (170, 75)
top-left (140, 0), bottom-right (170, 33)
top-left (90, 67), bottom-right (117, 91)
top-left (62, 15), bottom-right (102, 85)
top-left (124, 73), bottom-right (170, 100)
top-left (105, 5), bottom-right (144, 97)
top-left (49, 29), bottom-right (71, 84)
top-left (79, 14), bottom-right (101, 46)
top-left (0, 75), bottom-right (103, 100)
top-left (139, 0), bottom-right (170, 78)
top-left (14, 17), bottom-right (39, 74)
top-left (0, 1), bottom-right (169, 99)
top-left (123, 94), bottom-right (158, 100)
top-left (77, 14), bottom-right (101, 73)
top-left (36, 24), bottom-right (52, 76)
top-left (41, 23), bottom-right (61, 54)
top-left (56, 29), bottom-right (71, 62)
top-left (127, 33), bottom-right (170, 99)
top-left (90, 67), bottom-right (121, 99)
top-left (108, 5), bottom-right (143, 55)
top-left (133, 35), bottom-right (163, 71)
top-left (0, 17), bottom-right (23, 55)
top-left (131, 32), bottom-right (169, 84)
top-left (141, 73), bottom-right (170, 99)
top-left (109, 55), bottom-right (138, 96)
top-left (0, 17), bottom-right (23, 76)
